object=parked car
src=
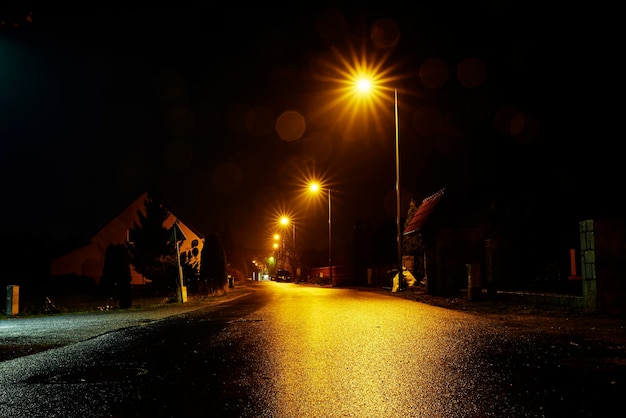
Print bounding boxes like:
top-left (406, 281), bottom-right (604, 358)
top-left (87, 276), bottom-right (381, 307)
top-left (276, 269), bottom-right (292, 282)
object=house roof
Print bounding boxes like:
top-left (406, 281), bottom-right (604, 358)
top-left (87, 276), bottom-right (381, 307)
top-left (403, 188), bottom-right (446, 235)
top-left (167, 209), bottom-right (205, 240)
top-left (51, 191), bottom-right (205, 257)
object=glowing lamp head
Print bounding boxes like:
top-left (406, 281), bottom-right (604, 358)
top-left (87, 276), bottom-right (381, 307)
top-left (356, 78), bottom-right (372, 93)
top-left (309, 182), bottom-right (321, 193)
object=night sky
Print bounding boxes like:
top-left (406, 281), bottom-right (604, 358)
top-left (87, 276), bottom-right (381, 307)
top-left (0, 5), bottom-right (617, 262)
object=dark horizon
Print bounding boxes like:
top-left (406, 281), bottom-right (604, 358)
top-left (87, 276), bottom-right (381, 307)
top-left (0, 6), bottom-right (617, 274)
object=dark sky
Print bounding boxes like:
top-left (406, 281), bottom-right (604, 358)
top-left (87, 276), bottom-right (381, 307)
top-left (0, 5), bottom-right (616, 259)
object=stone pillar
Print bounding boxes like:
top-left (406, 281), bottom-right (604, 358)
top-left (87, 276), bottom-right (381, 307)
top-left (6, 285), bottom-right (19, 316)
top-left (579, 219), bottom-right (597, 313)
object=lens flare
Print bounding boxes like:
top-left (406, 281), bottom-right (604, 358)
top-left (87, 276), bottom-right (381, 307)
top-left (310, 42), bottom-right (408, 142)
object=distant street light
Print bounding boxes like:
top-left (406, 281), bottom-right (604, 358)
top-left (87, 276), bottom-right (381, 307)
top-left (279, 216), bottom-right (296, 277)
top-left (309, 182), bottom-right (332, 286)
top-left (272, 234), bottom-right (280, 272)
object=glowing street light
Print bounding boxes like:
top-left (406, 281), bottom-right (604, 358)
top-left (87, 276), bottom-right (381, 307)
top-left (352, 77), bottom-right (404, 288)
top-left (314, 48), bottom-right (407, 287)
top-left (279, 215), bottom-right (296, 277)
top-left (309, 182), bottom-right (332, 287)
top-left (272, 234), bottom-right (281, 271)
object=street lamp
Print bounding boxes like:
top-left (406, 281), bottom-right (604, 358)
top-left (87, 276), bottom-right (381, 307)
top-left (309, 182), bottom-right (332, 287)
top-left (279, 216), bottom-right (296, 278)
top-left (272, 234), bottom-right (280, 272)
top-left (393, 88), bottom-right (403, 288)
top-left (354, 80), bottom-right (404, 288)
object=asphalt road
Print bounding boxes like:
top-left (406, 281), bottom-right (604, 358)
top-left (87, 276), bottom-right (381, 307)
top-left (0, 280), bottom-right (626, 361)
top-left (2, 280), bottom-right (626, 361)
top-left (1, 280), bottom-right (625, 417)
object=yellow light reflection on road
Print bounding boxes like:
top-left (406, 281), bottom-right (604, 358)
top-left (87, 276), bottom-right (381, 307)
top-left (258, 282), bottom-right (466, 417)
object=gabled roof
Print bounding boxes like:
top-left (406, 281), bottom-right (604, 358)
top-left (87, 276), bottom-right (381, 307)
top-left (403, 188), bottom-right (446, 235)
top-left (167, 209), bottom-right (205, 240)
top-left (50, 191), bottom-right (206, 284)
top-left (54, 191), bottom-right (204, 256)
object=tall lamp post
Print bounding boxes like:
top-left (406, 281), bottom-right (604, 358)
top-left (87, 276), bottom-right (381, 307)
top-left (272, 234), bottom-right (280, 272)
top-left (309, 183), bottom-right (332, 287)
top-left (393, 88), bottom-right (403, 288)
top-left (280, 216), bottom-right (296, 278)
top-left (354, 79), bottom-right (403, 288)
top-left (327, 188), bottom-right (332, 287)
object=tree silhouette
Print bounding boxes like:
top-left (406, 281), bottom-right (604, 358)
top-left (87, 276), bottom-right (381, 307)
top-left (100, 243), bottom-right (132, 308)
top-left (126, 191), bottom-right (178, 294)
top-left (198, 232), bottom-right (228, 295)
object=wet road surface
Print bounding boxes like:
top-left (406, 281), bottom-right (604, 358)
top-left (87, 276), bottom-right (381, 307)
top-left (1, 281), bottom-right (624, 417)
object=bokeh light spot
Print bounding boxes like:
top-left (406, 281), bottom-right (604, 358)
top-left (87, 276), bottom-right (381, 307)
top-left (457, 57), bottom-right (487, 88)
top-left (510, 112), bottom-right (526, 136)
top-left (371, 18), bottom-right (401, 49)
top-left (494, 105), bottom-right (539, 144)
top-left (494, 105), bottom-right (519, 136)
top-left (513, 112), bottom-right (540, 144)
top-left (418, 58), bottom-right (449, 89)
top-left (275, 110), bottom-right (306, 142)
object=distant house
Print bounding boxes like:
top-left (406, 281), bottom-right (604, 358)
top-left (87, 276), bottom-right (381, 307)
top-left (50, 192), bottom-right (204, 286)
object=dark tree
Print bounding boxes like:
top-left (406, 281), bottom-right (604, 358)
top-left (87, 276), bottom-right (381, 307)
top-left (126, 192), bottom-right (178, 294)
top-left (180, 250), bottom-right (200, 294)
top-left (198, 232), bottom-right (228, 295)
top-left (100, 243), bottom-right (133, 308)
top-left (403, 199), bottom-right (421, 255)
top-left (403, 199), bottom-right (425, 280)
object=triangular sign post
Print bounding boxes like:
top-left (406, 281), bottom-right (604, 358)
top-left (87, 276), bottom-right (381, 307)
top-left (168, 220), bottom-right (187, 303)
top-left (169, 221), bottom-right (187, 243)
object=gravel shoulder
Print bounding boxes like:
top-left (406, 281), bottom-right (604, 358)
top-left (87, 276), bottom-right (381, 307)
top-left (385, 285), bottom-right (626, 346)
top-left (0, 285), bottom-right (253, 362)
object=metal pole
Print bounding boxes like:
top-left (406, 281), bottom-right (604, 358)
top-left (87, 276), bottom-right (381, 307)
top-left (174, 221), bottom-right (185, 303)
top-left (395, 88), bottom-right (403, 289)
top-left (328, 188), bottom-right (332, 287)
